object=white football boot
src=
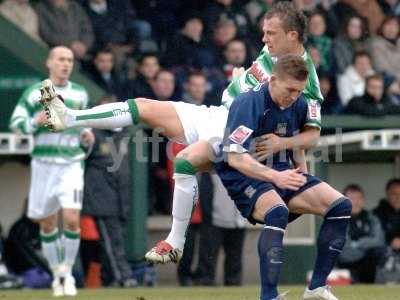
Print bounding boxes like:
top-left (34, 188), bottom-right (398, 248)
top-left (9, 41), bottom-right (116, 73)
top-left (40, 79), bottom-right (68, 132)
top-left (303, 285), bottom-right (339, 300)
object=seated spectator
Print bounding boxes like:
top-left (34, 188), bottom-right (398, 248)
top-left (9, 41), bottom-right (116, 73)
top-left (163, 15), bottom-right (214, 70)
top-left (337, 51), bottom-right (375, 106)
top-left (222, 39), bottom-right (248, 82)
top-left (84, 49), bottom-right (124, 98)
top-left (182, 71), bottom-right (215, 106)
top-left (332, 15), bottom-right (369, 74)
top-left (124, 53), bottom-right (160, 99)
top-left (36, 0), bottom-right (94, 60)
top-left (245, 0), bottom-right (274, 27)
top-left (374, 178), bottom-right (400, 250)
top-left (340, 0), bottom-right (384, 34)
top-left (202, 0), bottom-right (251, 39)
top-left (211, 16), bottom-right (238, 68)
top-left (306, 11), bottom-right (332, 74)
top-left (0, 0), bottom-right (43, 44)
top-left (378, 0), bottom-right (400, 17)
top-left (345, 74), bottom-right (400, 116)
top-left (337, 184), bottom-right (385, 283)
top-left (369, 16), bottom-right (400, 82)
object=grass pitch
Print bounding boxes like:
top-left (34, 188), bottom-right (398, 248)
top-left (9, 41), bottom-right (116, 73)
top-left (1, 285), bottom-right (399, 300)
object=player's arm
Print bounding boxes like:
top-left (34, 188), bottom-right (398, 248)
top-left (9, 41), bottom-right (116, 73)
top-left (9, 88), bottom-right (46, 134)
top-left (292, 148), bottom-right (308, 173)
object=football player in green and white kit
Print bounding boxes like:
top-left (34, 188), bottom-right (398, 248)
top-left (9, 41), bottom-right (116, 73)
top-left (40, 1), bottom-right (322, 267)
top-left (9, 46), bottom-right (94, 297)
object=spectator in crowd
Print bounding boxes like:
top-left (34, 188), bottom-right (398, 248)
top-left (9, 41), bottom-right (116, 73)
top-left (202, 0), bottom-right (251, 39)
top-left (374, 178), bottom-right (400, 249)
top-left (345, 74), bottom-right (400, 116)
top-left (195, 174), bottom-right (246, 286)
top-left (163, 15), bottom-right (214, 70)
top-left (378, 0), bottom-right (400, 17)
top-left (319, 72), bottom-right (342, 115)
top-left (82, 95), bottom-right (136, 288)
top-left (84, 48), bottom-right (124, 98)
top-left (124, 53), bottom-right (160, 99)
top-left (306, 11), bottom-right (332, 74)
top-left (9, 46), bottom-right (94, 297)
top-left (211, 16), bottom-right (238, 68)
top-left (369, 16), bottom-right (400, 82)
top-left (148, 70), bottom-right (176, 214)
top-left (337, 51), bottom-right (375, 106)
top-left (222, 39), bottom-right (247, 83)
top-left (340, 0), bottom-right (385, 35)
top-left (373, 178), bottom-right (400, 283)
top-left (36, 0), bottom-right (94, 60)
top-left (332, 15), bottom-right (368, 74)
top-left (337, 184), bottom-right (385, 283)
top-left (0, 0), bottom-right (43, 44)
top-left (181, 71), bottom-right (214, 106)
top-left (245, 0), bottom-right (274, 27)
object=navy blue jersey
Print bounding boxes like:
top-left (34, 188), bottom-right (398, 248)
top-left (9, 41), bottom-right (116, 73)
top-left (221, 83), bottom-right (308, 171)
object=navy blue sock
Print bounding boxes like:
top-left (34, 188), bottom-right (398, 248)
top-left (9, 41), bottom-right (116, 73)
top-left (258, 205), bottom-right (289, 300)
top-left (309, 197), bottom-right (352, 290)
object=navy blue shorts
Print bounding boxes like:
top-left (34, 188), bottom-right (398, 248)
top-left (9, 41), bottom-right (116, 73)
top-left (218, 172), bottom-right (322, 225)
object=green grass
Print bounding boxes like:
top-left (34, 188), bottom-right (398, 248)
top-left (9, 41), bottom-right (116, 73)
top-left (1, 285), bottom-right (399, 300)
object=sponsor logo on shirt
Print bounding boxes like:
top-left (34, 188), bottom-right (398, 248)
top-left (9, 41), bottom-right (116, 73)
top-left (248, 61), bottom-right (270, 83)
top-left (308, 100), bottom-right (320, 120)
top-left (229, 125), bottom-right (253, 145)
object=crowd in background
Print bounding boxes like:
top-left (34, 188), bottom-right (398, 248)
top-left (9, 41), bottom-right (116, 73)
top-left (0, 0), bottom-right (400, 289)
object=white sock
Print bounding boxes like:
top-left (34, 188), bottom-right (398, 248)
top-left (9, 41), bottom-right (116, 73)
top-left (62, 230), bottom-right (80, 276)
top-left (66, 102), bottom-right (133, 129)
top-left (165, 174), bottom-right (199, 250)
top-left (40, 229), bottom-right (62, 278)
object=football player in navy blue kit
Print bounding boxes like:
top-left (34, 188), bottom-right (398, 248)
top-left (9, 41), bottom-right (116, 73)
top-left (215, 55), bottom-right (352, 300)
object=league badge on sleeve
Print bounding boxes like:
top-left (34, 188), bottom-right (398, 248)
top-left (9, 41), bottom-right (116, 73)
top-left (229, 125), bottom-right (253, 145)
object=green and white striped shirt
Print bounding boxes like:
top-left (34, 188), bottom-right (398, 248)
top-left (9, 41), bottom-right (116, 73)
top-left (9, 81), bottom-right (89, 163)
top-left (223, 46), bottom-right (323, 129)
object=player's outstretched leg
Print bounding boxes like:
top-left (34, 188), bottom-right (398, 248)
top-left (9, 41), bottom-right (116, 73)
top-left (303, 196), bottom-right (351, 300)
top-left (40, 80), bottom-right (185, 141)
top-left (145, 141), bottom-right (213, 264)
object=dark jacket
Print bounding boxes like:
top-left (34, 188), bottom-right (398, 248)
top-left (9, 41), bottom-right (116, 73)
top-left (83, 128), bottom-right (130, 219)
top-left (374, 199), bottom-right (400, 244)
top-left (345, 93), bottom-right (400, 116)
top-left (124, 74), bottom-right (155, 99)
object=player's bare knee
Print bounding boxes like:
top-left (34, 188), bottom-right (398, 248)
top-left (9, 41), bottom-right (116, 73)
top-left (39, 215), bottom-right (57, 233)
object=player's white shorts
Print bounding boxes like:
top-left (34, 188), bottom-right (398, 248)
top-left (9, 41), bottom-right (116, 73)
top-left (28, 159), bottom-right (84, 219)
top-left (170, 101), bottom-right (228, 153)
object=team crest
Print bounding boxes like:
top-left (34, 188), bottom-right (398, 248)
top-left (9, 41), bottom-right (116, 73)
top-left (229, 125), bottom-right (253, 145)
top-left (275, 123), bottom-right (287, 136)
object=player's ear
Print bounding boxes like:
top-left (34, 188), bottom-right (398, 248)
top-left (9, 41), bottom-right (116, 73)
top-left (287, 30), bottom-right (299, 42)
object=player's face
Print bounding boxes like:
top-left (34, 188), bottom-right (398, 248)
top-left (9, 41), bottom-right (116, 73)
top-left (262, 17), bottom-right (294, 57)
top-left (269, 75), bottom-right (306, 108)
top-left (48, 48), bottom-right (74, 81)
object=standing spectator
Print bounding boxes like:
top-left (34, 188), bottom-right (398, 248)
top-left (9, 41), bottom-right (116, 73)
top-left (8, 46), bottom-right (94, 297)
top-left (195, 174), bottom-right (246, 286)
top-left (84, 49), bottom-right (124, 98)
top-left (345, 74), bottom-right (400, 116)
top-left (332, 15), bottom-right (369, 74)
top-left (0, 0), bottom-right (43, 44)
top-left (337, 51), bottom-right (375, 106)
top-left (82, 95), bottom-right (136, 288)
top-left (369, 16), bottom-right (400, 82)
top-left (36, 0), bottom-right (94, 60)
top-left (338, 184), bottom-right (385, 283)
top-left (222, 39), bottom-right (248, 83)
top-left (124, 53), bottom-right (160, 99)
top-left (306, 12), bottom-right (332, 74)
top-left (374, 179), bottom-right (400, 249)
